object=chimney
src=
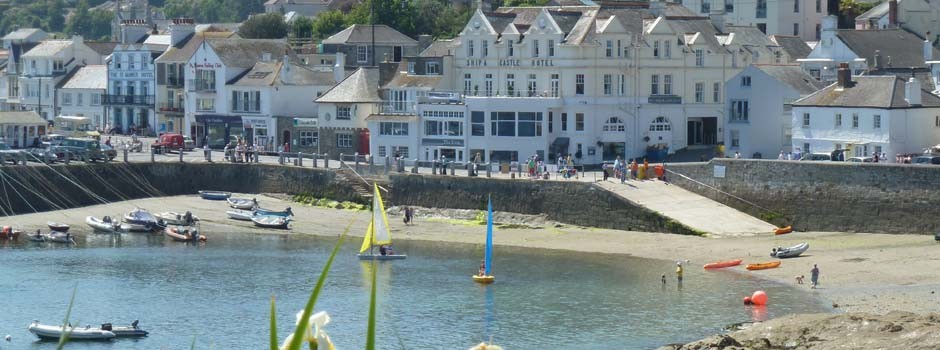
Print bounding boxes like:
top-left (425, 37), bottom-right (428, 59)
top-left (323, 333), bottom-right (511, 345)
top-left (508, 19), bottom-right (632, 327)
top-left (649, 0), bottom-right (666, 16)
top-left (905, 74), bottom-right (922, 106)
top-left (836, 62), bottom-right (853, 89)
top-left (889, 0), bottom-right (898, 28)
top-left (821, 15), bottom-right (837, 45)
top-left (262, 52), bottom-right (271, 62)
top-left (418, 34), bottom-right (433, 52)
top-left (873, 50), bottom-right (882, 69)
top-left (925, 32), bottom-right (933, 62)
top-left (120, 19), bottom-right (149, 44)
top-left (709, 0), bottom-right (726, 32)
top-left (333, 52), bottom-right (345, 83)
top-left (169, 18), bottom-right (195, 47)
top-left (281, 54), bottom-right (292, 82)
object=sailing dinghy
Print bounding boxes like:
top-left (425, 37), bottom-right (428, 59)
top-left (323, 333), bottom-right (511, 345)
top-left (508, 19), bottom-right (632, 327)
top-left (357, 184), bottom-right (406, 260)
top-left (472, 196), bottom-right (495, 284)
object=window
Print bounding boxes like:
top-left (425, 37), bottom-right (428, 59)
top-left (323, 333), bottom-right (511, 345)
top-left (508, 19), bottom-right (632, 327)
top-left (651, 74), bottom-right (660, 95)
top-left (873, 115), bottom-right (881, 128)
top-left (337, 104), bottom-right (352, 120)
top-left (731, 130), bottom-right (740, 147)
top-left (62, 93), bottom-right (72, 105)
top-left (701, 0), bottom-right (710, 13)
top-left (393, 146), bottom-right (409, 158)
top-left (815, 24), bottom-right (821, 40)
top-left (76, 93), bottom-right (83, 106)
top-left (53, 60), bottom-right (65, 72)
top-left (618, 74), bottom-right (625, 96)
top-left (491, 112), bottom-right (515, 136)
top-left (548, 40), bottom-right (555, 57)
top-left (378, 146), bottom-right (386, 157)
top-left (757, 23), bottom-right (767, 33)
top-left (482, 40), bottom-right (488, 57)
top-left (300, 130), bottom-right (318, 147)
top-left (92, 94), bottom-right (101, 105)
top-left (548, 112), bottom-right (554, 133)
top-left (816, 0), bottom-right (821, 12)
top-left (471, 111), bottom-right (485, 136)
top-left (550, 74), bottom-right (559, 97)
top-left (874, 145), bottom-right (882, 156)
top-left (603, 74), bottom-right (612, 95)
top-left (757, 0), bottom-right (767, 18)
top-left (603, 117), bottom-right (625, 132)
top-left (852, 113), bottom-right (859, 128)
top-left (484, 74), bottom-right (493, 96)
top-left (196, 98), bottom-right (214, 111)
top-left (426, 62), bottom-right (441, 75)
top-left (803, 143), bottom-right (811, 154)
top-left (408, 62), bottom-right (415, 74)
top-left (741, 76), bottom-right (751, 87)
top-left (532, 40), bottom-right (539, 57)
top-left (464, 74), bottom-right (472, 95)
top-left (793, 23), bottom-right (799, 36)
top-left (506, 73), bottom-right (515, 95)
top-left (467, 40), bottom-right (474, 58)
top-left (774, 50), bottom-right (783, 63)
top-left (380, 122), bottom-right (409, 136)
top-left (518, 112), bottom-right (543, 137)
top-left (129, 54), bottom-right (136, 69)
top-left (336, 133), bottom-right (352, 148)
top-left (803, 112), bottom-right (811, 127)
top-left (726, 0), bottom-right (735, 12)
top-left (730, 100), bottom-right (749, 122)
top-left (835, 113), bottom-right (842, 127)
top-left (649, 116), bottom-right (671, 131)
top-left (422, 111), bottom-right (464, 118)
top-left (712, 82), bottom-right (720, 103)
top-left (575, 74), bottom-right (585, 95)
top-left (664, 40), bottom-right (671, 58)
top-left (694, 82), bottom-right (704, 103)
top-left (695, 49), bottom-right (704, 66)
top-left (935, 116), bottom-right (940, 127)
top-left (575, 113), bottom-right (584, 131)
top-left (809, 69), bottom-right (821, 80)
top-left (527, 74), bottom-right (537, 96)
top-left (653, 40), bottom-right (660, 58)
top-left (606, 40), bottom-right (613, 57)
top-left (794, 0), bottom-right (799, 12)
top-left (617, 40), bottom-right (622, 57)
top-left (663, 75), bottom-right (673, 95)
top-left (232, 91), bottom-right (261, 113)
top-left (424, 120), bottom-right (462, 136)
top-left (561, 113), bottom-right (568, 131)
top-left (113, 55), bottom-right (122, 69)
top-left (508, 40), bottom-right (514, 57)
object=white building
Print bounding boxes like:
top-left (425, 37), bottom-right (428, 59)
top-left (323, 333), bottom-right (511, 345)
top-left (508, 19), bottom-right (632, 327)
top-left (724, 64), bottom-right (826, 158)
top-left (315, 67), bottom-right (379, 156)
top-left (1, 28), bottom-right (48, 112)
top-left (680, 0), bottom-right (829, 41)
top-left (791, 64), bottom-right (940, 161)
top-left (57, 65), bottom-right (108, 128)
top-left (855, 0), bottom-right (940, 41)
top-left (19, 35), bottom-right (103, 120)
top-left (104, 42), bottom-right (165, 134)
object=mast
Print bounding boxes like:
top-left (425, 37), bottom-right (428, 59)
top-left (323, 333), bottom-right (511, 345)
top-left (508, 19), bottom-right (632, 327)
top-left (485, 195), bottom-right (493, 275)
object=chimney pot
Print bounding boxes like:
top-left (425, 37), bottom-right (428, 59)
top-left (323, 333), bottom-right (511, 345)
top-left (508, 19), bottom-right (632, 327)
top-left (889, 0), bottom-right (898, 28)
top-left (837, 62), bottom-right (853, 88)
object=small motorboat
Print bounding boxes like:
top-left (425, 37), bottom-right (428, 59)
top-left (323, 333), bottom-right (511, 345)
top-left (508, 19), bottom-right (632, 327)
top-left (27, 230), bottom-right (48, 242)
top-left (28, 321), bottom-right (116, 340)
top-left (703, 259), bottom-right (743, 269)
top-left (226, 209), bottom-right (254, 221)
top-left (164, 226), bottom-right (206, 242)
top-left (227, 197), bottom-right (258, 210)
top-left (774, 226), bottom-right (793, 235)
top-left (254, 207), bottom-right (294, 217)
top-left (199, 190), bottom-right (231, 200)
top-left (252, 215), bottom-right (290, 229)
top-left (746, 261), bottom-right (781, 271)
top-left (155, 211), bottom-right (199, 226)
top-left (48, 231), bottom-right (74, 244)
top-left (123, 208), bottom-right (163, 232)
top-left (771, 242), bottom-right (809, 258)
top-left (85, 216), bottom-right (123, 233)
top-left (1, 226), bottom-right (21, 240)
top-left (104, 320), bottom-right (149, 337)
top-left (47, 221), bottom-right (70, 232)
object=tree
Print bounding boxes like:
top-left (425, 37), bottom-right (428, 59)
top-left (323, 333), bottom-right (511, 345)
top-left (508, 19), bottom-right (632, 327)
top-left (502, 0), bottom-right (550, 6)
top-left (64, 0), bottom-right (114, 40)
top-left (46, 0), bottom-right (65, 32)
top-left (239, 12), bottom-right (288, 39)
top-left (161, 0), bottom-right (264, 23)
top-left (311, 10), bottom-right (346, 40)
top-left (838, 0), bottom-right (875, 28)
top-left (290, 16), bottom-right (314, 40)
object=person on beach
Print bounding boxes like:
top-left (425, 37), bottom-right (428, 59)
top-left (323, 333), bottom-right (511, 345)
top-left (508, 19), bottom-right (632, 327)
top-left (676, 262), bottom-right (683, 282)
top-left (661, 274), bottom-right (666, 284)
top-left (811, 264), bottom-right (820, 288)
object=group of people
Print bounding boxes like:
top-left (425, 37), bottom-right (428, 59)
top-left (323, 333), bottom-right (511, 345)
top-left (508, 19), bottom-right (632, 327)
top-left (604, 157), bottom-right (663, 183)
top-left (223, 137), bottom-right (256, 163)
top-left (378, 244), bottom-right (396, 256)
top-left (402, 206), bottom-right (415, 225)
top-left (557, 154), bottom-right (578, 179)
top-left (525, 154), bottom-right (547, 179)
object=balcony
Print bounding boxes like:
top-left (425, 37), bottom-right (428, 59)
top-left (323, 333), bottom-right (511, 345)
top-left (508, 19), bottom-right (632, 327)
top-left (103, 94), bottom-right (155, 106)
top-left (187, 79), bottom-right (216, 92)
top-left (158, 102), bottom-right (183, 113)
top-left (379, 102), bottom-right (416, 115)
top-left (418, 91), bottom-right (463, 104)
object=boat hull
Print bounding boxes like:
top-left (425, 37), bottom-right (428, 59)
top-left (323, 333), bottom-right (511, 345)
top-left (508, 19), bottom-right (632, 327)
top-left (155, 212), bottom-right (198, 226)
top-left (357, 254), bottom-right (407, 260)
top-left (199, 190), bottom-right (231, 200)
top-left (703, 259), bottom-right (743, 269)
top-left (774, 226), bottom-right (793, 235)
top-left (227, 198), bottom-right (257, 210)
top-left (85, 216), bottom-right (122, 233)
top-left (772, 242), bottom-right (809, 258)
top-left (47, 222), bottom-right (70, 232)
top-left (110, 326), bottom-right (148, 337)
top-left (28, 323), bottom-right (115, 340)
top-left (48, 232), bottom-right (73, 244)
top-left (27, 233), bottom-right (47, 242)
top-left (472, 274), bottom-right (495, 284)
top-left (226, 210), bottom-right (254, 221)
top-left (253, 207), bottom-right (293, 217)
top-left (746, 261), bottom-right (781, 270)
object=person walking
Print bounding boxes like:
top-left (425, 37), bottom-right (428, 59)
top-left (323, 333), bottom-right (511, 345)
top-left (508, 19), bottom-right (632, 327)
top-left (810, 264), bottom-right (820, 289)
top-left (676, 262), bottom-right (683, 282)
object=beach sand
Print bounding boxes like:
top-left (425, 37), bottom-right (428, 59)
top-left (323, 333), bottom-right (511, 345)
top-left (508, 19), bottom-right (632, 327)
top-left (12, 193), bottom-right (940, 315)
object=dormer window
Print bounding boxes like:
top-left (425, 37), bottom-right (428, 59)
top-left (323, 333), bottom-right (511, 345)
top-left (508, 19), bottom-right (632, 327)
top-left (53, 60), bottom-right (64, 72)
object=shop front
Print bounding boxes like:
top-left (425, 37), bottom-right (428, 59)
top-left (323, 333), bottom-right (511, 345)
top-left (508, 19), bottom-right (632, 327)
top-left (195, 114), bottom-right (243, 149)
top-left (242, 117), bottom-right (274, 152)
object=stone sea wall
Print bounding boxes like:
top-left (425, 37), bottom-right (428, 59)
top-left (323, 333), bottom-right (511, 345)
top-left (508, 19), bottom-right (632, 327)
top-left (665, 159), bottom-right (940, 234)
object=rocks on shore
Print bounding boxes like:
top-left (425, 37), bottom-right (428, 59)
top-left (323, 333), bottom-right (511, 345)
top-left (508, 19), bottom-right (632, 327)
top-left (660, 311), bottom-right (940, 350)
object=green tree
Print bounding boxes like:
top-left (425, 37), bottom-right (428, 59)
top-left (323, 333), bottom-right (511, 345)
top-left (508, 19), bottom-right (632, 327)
top-left (64, 0), bottom-right (91, 36)
top-left (838, 0), bottom-right (875, 28)
top-left (46, 0), bottom-right (65, 32)
top-left (161, 0), bottom-right (263, 23)
top-left (290, 16), bottom-right (314, 40)
top-left (311, 10), bottom-right (346, 40)
top-left (503, 0), bottom-right (550, 6)
top-left (239, 12), bottom-right (288, 39)
top-left (64, 0), bottom-right (114, 40)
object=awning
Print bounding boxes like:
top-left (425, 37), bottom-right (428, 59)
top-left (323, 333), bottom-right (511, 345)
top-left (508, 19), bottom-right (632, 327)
top-left (551, 137), bottom-right (570, 154)
top-left (0, 111), bottom-right (45, 125)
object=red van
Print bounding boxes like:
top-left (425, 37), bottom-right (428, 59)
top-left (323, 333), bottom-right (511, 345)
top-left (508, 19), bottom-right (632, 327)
top-left (152, 133), bottom-right (185, 153)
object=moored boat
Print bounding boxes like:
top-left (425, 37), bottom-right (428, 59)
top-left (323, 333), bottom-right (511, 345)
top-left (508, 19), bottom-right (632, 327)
top-left (1, 226), bottom-right (20, 240)
top-left (164, 226), bottom-right (206, 242)
top-left (253, 207), bottom-right (293, 217)
top-left (155, 211), bottom-right (198, 226)
top-left (199, 190), bottom-right (231, 200)
top-left (27, 230), bottom-right (48, 242)
top-left (774, 226), bottom-right (793, 235)
top-left (28, 322), bottom-right (116, 340)
top-left (227, 197), bottom-right (258, 210)
top-left (48, 231), bottom-right (74, 244)
top-left (123, 208), bottom-right (163, 232)
top-left (105, 320), bottom-right (149, 337)
top-left (85, 216), bottom-right (123, 233)
top-left (771, 242), bottom-right (809, 258)
top-left (252, 215), bottom-right (290, 229)
top-left (358, 184), bottom-right (406, 260)
top-left (226, 209), bottom-right (254, 221)
top-left (47, 221), bottom-right (70, 232)
top-left (746, 261), bottom-right (781, 271)
top-left (703, 259), bottom-right (743, 269)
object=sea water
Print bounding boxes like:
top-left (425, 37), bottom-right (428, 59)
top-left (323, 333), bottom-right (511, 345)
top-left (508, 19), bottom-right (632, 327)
top-left (0, 232), bottom-right (830, 349)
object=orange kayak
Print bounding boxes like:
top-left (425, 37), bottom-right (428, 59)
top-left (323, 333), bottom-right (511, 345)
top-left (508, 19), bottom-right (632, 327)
top-left (774, 226), bottom-right (793, 235)
top-left (746, 261), bottom-right (781, 270)
top-left (703, 259), bottom-right (742, 269)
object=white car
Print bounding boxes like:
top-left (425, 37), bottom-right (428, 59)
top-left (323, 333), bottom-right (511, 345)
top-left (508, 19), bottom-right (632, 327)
top-left (846, 157), bottom-right (873, 163)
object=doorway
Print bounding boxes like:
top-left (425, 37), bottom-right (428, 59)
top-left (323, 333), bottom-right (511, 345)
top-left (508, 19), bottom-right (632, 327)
top-left (282, 130), bottom-right (291, 149)
top-left (687, 117), bottom-right (718, 146)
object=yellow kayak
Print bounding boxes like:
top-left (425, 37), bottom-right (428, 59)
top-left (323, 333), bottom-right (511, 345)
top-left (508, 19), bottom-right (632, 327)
top-left (472, 274), bottom-right (495, 284)
top-left (746, 261), bottom-right (781, 270)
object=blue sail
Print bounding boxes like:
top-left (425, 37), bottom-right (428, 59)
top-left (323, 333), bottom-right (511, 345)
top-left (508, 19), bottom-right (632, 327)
top-left (485, 196), bottom-right (493, 276)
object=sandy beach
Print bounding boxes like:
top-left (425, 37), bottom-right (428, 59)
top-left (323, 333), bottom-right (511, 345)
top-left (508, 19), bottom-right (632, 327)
top-left (11, 193), bottom-right (940, 316)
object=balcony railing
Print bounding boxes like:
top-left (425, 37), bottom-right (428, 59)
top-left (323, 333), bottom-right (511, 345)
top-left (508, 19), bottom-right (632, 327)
top-left (158, 102), bottom-right (183, 112)
top-left (187, 79), bottom-right (216, 92)
top-left (166, 77), bottom-right (184, 87)
top-left (418, 91), bottom-right (463, 104)
top-left (379, 102), bottom-right (416, 115)
top-left (103, 94), bottom-right (155, 106)
top-left (463, 90), bottom-right (560, 98)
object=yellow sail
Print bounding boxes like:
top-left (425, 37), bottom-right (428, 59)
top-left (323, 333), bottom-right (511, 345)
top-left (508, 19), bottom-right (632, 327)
top-left (359, 218), bottom-right (374, 253)
top-left (371, 183), bottom-right (393, 246)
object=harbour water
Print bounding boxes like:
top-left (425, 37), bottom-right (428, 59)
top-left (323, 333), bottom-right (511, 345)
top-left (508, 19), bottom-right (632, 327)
top-left (0, 232), bottom-right (830, 349)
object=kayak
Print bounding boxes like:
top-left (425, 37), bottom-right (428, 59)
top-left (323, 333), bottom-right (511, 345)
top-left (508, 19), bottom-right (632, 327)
top-left (774, 226), bottom-right (793, 235)
top-left (746, 261), bottom-right (781, 270)
top-left (703, 259), bottom-right (742, 269)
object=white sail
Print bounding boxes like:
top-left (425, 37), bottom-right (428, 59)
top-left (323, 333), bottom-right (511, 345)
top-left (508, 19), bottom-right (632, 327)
top-left (371, 184), bottom-right (392, 246)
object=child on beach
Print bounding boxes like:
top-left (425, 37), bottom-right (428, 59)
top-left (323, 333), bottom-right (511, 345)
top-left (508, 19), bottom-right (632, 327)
top-left (811, 264), bottom-right (820, 288)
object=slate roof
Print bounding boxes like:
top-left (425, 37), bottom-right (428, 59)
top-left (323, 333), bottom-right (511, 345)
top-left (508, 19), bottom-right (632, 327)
top-left (60, 65), bottom-right (107, 90)
top-left (2, 28), bottom-right (44, 41)
top-left (419, 39), bottom-right (457, 57)
top-left (22, 40), bottom-right (72, 57)
top-left (0, 111), bottom-right (45, 125)
top-left (856, 0), bottom-right (891, 20)
top-left (753, 65), bottom-right (828, 95)
top-left (382, 72), bottom-right (442, 90)
top-left (157, 31), bottom-right (235, 63)
top-left (836, 29), bottom-right (940, 69)
top-left (85, 41), bottom-right (119, 57)
top-left (321, 25), bottom-right (417, 45)
top-left (667, 18), bottom-right (726, 54)
top-left (232, 60), bottom-right (335, 87)
top-left (315, 67), bottom-right (381, 103)
top-left (793, 75), bottom-right (940, 108)
top-left (770, 35), bottom-right (811, 60)
top-left (206, 38), bottom-right (294, 68)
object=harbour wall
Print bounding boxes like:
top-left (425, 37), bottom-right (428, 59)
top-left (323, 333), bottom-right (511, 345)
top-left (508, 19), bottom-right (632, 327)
top-left (665, 159), bottom-right (940, 234)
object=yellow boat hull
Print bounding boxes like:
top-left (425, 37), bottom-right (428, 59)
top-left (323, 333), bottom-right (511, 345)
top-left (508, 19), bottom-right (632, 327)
top-left (472, 274), bottom-right (495, 284)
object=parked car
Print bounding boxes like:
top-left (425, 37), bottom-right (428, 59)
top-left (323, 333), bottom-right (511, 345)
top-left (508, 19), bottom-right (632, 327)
top-left (54, 138), bottom-right (107, 162)
top-left (801, 153), bottom-right (832, 161)
top-left (846, 157), bottom-right (873, 163)
top-left (152, 133), bottom-right (185, 153)
top-left (0, 142), bottom-right (24, 164)
top-left (913, 155), bottom-right (940, 165)
top-left (182, 135), bottom-right (195, 151)
top-left (43, 134), bottom-right (67, 146)
top-left (26, 146), bottom-right (59, 163)
top-left (101, 143), bottom-right (117, 161)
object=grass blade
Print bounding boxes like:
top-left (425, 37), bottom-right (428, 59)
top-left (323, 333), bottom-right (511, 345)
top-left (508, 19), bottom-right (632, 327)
top-left (55, 286), bottom-right (78, 350)
top-left (190, 335), bottom-right (197, 350)
top-left (270, 295), bottom-right (278, 350)
top-left (285, 219), bottom-right (355, 350)
top-left (365, 259), bottom-right (378, 350)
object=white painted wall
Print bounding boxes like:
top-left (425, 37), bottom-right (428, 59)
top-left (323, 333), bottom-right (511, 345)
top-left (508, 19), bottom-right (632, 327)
top-left (725, 65), bottom-right (804, 158)
top-left (58, 88), bottom-right (106, 128)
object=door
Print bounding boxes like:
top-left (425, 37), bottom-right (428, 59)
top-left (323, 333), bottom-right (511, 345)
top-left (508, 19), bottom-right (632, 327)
top-left (687, 120), bottom-right (703, 145)
top-left (702, 117), bottom-right (718, 145)
top-left (393, 46), bottom-right (403, 62)
top-left (282, 130), bottom-right (291, 149)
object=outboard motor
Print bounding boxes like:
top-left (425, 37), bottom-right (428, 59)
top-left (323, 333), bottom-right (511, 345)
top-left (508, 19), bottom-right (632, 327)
top-left (101, 323), bottom-right (112, 331)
